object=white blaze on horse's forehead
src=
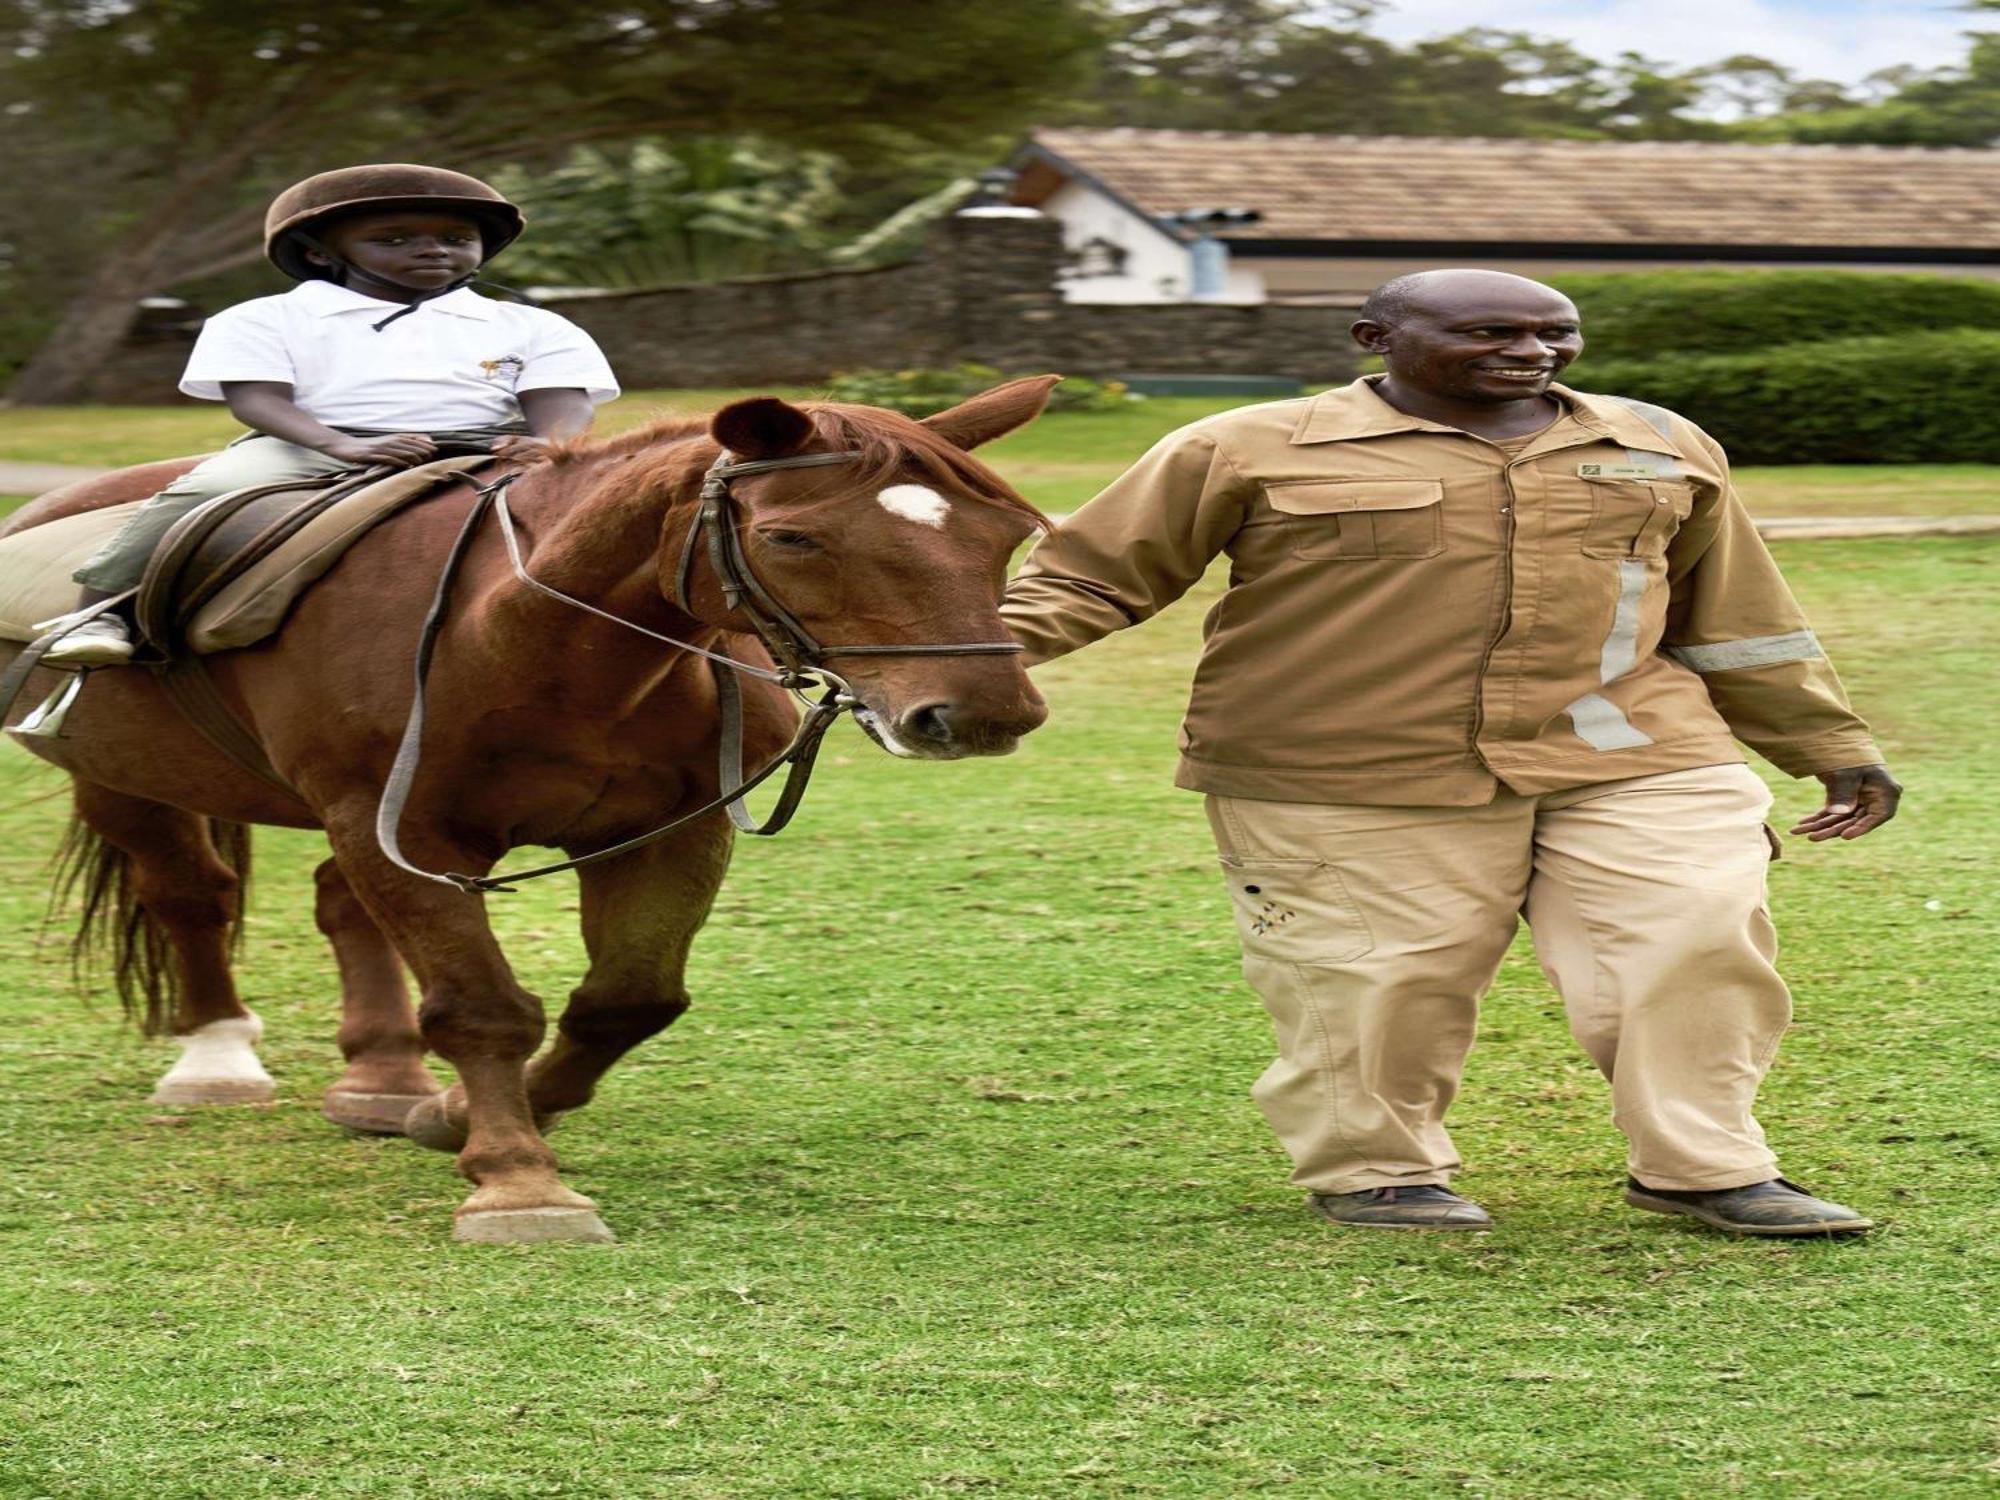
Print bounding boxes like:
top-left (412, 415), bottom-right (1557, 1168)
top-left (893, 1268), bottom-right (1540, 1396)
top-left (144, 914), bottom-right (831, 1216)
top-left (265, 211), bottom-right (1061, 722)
top-left (876, 484), bottom-right (951, 529)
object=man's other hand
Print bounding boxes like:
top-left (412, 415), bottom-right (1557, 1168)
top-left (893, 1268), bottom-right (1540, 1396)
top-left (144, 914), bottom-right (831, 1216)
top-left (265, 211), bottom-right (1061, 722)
top-left (1790, 764), bottom-right (1902, 841)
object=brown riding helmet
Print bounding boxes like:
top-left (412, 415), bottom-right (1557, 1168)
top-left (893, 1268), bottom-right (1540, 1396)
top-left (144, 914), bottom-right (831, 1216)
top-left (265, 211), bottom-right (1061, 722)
top-left (264, 163), bottom-right (526, 281)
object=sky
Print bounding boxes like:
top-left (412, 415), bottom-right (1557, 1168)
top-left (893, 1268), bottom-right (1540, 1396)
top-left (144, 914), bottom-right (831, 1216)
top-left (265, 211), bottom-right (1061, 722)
top-left (1365, 0), bottom-right (1983, 85)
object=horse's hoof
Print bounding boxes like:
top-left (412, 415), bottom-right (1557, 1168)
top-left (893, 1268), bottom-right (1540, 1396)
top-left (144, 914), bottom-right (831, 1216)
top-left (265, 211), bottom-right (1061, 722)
top-left (453, 1207), bottom-right (616, 1245)
top-left (323, 1089), bottom-right (439, 1135)
top-left (151, 1014), bottom-right (274, 1106)
top-left (401, 1093), bottom-right (469, 1152)
top-left (150, 1076), bottom-right (277, 1106)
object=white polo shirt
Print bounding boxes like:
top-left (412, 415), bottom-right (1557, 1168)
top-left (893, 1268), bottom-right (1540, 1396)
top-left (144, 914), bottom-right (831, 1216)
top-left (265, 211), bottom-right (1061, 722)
top-left (179, 279), bottom-right (620, 428)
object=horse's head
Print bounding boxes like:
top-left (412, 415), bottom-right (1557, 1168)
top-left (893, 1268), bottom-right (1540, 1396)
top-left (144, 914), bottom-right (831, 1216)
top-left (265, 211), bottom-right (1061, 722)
top-left (669, 377), bottom-right (1058, 759)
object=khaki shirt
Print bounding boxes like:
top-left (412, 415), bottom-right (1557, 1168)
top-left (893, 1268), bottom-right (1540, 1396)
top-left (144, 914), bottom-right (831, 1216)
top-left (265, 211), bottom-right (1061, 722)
top-left (1001, 377), bottom-right (1881, 806)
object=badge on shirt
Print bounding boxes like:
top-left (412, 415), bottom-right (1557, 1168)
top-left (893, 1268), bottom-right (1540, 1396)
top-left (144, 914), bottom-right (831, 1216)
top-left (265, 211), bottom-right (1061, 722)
top-left (479, 355), bottom-right (525, 386)
top-left (1577, 462), bottom-right (1662, 478)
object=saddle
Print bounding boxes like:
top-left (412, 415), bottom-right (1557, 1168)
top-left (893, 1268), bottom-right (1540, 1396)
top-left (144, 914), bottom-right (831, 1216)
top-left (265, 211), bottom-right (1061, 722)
top-left (0, 454), bottom-right (496, 652)
top-left (0, 453), bottom-right (498, 790)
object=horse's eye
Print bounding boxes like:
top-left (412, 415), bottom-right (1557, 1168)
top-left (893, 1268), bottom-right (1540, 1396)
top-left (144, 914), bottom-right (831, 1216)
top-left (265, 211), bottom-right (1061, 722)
top-left (758, 529), bottom-right (820, 551)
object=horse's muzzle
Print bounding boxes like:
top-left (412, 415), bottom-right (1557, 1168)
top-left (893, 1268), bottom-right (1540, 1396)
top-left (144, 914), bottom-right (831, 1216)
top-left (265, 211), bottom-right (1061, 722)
top-left (853, 694), bottom-right (1048, 760)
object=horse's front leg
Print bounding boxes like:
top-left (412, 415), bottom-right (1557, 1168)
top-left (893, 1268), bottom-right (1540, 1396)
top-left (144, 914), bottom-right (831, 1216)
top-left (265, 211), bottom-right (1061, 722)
top-left (322, 815), bottom-right (611, 1244)
top-left (526, 816), bottom-right (733, 1120)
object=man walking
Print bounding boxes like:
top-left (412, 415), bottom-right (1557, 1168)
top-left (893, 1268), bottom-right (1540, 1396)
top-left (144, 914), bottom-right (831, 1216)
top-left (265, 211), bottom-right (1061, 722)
top-left (1001, 269), bottom-right (1899, 1235)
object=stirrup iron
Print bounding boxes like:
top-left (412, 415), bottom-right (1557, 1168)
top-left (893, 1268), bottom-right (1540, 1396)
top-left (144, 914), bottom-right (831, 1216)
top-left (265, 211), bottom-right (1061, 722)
top-left (13, 670), bottom-right (88, 740)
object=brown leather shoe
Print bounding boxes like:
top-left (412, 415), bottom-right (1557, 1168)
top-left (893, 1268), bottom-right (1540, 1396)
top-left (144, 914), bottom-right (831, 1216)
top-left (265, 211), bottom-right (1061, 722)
top-left (1309, 1185), bottom-right (1493, 1230)
top-left (1625, 1176), bottom-right (1873, 1236)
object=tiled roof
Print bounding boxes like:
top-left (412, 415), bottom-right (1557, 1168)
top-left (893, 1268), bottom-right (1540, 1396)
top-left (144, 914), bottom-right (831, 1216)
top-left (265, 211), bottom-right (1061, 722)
top-left (1014, 128), bottom-right (2000, 250)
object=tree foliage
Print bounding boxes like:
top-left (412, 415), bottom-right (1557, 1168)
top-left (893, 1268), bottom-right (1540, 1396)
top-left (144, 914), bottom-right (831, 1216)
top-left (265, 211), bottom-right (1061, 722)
top-left (489, 141), bottom-right (849, 290)
top-left (1739, 33), bottom-right (2000, 145)
top-left (1081, 0), bottom-right (1997, 142)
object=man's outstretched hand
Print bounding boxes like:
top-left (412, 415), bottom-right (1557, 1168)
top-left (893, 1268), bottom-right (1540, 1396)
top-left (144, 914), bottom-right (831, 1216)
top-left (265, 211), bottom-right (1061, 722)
top-left (1790, 763), bottom-right (1902, 841)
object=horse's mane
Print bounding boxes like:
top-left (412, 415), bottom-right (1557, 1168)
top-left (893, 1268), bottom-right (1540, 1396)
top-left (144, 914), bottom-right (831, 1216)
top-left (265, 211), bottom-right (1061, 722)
top-left (549, 402), bottom-right (1052, 531)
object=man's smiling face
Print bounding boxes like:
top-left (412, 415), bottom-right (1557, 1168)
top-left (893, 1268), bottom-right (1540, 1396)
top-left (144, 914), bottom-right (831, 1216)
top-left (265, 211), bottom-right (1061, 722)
top-left (1357, 275), bottom-right (1585, 405)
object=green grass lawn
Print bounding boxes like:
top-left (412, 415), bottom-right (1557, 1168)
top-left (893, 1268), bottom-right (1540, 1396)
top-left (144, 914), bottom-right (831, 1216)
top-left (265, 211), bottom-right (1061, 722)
top-left (0, 503), bottom-right (1994, 1493)
top-left (4, 393), bottom-right (1997, 520)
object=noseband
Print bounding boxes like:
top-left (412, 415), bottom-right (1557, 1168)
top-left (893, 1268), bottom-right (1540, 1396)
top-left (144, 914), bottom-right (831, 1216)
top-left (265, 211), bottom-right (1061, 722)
top-left (377, 448), bottom-right (1025, 894)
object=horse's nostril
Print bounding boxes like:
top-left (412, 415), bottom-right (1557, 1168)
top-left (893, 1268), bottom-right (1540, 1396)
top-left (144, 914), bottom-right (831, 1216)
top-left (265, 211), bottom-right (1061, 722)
top-left (906, 703), bottom-right (956, 744)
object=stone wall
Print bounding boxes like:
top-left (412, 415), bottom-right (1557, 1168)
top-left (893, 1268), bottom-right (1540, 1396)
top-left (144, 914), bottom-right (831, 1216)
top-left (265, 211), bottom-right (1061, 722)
top-left (82, 209), bottom-right (1356, 401)
top-left (543, 258), bottom-right (953, 388)
top-left (1053, 302), bottom-right (1355, 382)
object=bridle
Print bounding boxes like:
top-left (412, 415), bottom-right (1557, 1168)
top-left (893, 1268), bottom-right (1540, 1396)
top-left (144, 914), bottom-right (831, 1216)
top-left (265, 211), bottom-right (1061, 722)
top-left (675, 449), bottom-right (1024, 683)
top-left (376, 447), bottom-right (1026, 894)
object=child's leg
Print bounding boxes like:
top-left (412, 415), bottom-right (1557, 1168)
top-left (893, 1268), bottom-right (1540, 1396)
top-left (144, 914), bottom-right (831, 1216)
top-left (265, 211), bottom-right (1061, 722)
top-left (72, 436), bottom-right (354, 596)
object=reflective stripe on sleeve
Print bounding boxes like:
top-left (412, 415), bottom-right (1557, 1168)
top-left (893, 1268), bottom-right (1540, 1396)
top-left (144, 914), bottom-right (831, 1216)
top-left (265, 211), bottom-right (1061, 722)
top-left (1666, 630), bottom-right (1824, 674)
top-left (1563, 558), bottom-right (1656, 751)
top-left (1606, 398), bottom-right (1685, 476)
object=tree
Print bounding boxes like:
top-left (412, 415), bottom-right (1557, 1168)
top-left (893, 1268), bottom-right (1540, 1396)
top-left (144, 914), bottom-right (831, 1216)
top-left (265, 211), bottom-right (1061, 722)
top-left (1080, 2), bottom-right (1992, 144)
top-left (1737, 32), bottom-right (2000, 144)
top-left (0, 0), bottom-right (1102, 402)
top-left (1082, 6), bottom-right (1722, 138)
top-left (489, 139), bottom-right (849, 290)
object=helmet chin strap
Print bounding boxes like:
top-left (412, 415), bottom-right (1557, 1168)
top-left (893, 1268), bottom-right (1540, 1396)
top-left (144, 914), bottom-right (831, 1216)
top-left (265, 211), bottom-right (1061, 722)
top-left (290, 230), bottom-right (539, 331)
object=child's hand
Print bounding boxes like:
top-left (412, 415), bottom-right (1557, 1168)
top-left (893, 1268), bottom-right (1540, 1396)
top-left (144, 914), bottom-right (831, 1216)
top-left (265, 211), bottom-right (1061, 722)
top-left (492, 435), bottom-right (556, 464)
top-left (326, 433), bottom-right (438, 467)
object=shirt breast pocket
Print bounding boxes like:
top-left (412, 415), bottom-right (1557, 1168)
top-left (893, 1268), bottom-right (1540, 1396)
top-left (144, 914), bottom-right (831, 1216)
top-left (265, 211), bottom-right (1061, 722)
top-left (474, 353), bottom-right (528, 389)
top-left (1580, 479), bottom-right (1694, 559)
top-left (1262, 479), bottom-right (1445, 561)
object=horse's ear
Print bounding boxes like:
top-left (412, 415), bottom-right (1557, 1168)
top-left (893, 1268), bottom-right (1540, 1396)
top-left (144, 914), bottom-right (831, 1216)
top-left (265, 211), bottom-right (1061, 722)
top-left (921, 375), bottom-right (1062, 451)
top-left (711, 397), bottom-right (815, 459)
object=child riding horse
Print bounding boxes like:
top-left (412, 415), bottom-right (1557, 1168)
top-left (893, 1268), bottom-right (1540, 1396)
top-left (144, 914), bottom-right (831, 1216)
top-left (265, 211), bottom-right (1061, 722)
top-left (50, 162), bottom-right (617, 665)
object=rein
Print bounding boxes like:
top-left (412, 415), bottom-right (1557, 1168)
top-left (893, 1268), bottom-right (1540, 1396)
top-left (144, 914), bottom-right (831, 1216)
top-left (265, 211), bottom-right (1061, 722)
top-left (376, 448), bottom-right (1024, 894)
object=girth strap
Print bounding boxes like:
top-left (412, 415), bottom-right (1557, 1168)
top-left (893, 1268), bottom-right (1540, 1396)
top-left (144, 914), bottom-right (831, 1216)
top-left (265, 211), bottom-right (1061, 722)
top-left (156, 657), bottom-right (296, 794)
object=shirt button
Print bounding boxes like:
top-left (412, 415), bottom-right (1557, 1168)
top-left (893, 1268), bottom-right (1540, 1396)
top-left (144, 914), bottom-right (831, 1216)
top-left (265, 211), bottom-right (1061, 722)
top-left (1499, 507), bottom-right (1510, 514)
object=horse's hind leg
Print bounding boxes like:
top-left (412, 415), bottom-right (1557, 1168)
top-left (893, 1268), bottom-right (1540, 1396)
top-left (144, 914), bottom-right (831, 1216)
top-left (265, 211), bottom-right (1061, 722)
top-left (314, 856), bottom-right (441, 1134)
top-left (67, 780), bottom-right (273, 1105)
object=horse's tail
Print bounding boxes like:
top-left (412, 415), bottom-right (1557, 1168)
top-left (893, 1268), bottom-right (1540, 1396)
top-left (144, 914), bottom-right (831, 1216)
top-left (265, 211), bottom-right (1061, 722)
top-left (50, 815), bottom-right (253, 1036)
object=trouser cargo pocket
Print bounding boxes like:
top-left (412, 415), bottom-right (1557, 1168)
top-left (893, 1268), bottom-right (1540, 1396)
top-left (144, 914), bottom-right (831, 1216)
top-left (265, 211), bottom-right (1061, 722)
top-left (1217, 856), bottom-right (1375, 964)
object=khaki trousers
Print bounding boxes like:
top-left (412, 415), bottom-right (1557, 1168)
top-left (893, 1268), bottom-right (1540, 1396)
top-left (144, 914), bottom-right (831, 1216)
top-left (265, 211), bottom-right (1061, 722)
top-left (72, 434), bottom-right (355, 594)
top-left (1205, 763), bottom-right (1790, 1194)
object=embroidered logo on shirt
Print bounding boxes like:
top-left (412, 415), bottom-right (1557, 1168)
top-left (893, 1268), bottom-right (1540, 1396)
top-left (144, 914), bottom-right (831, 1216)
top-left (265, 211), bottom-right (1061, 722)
top-left (479, 355), bottom-right (526, 385)
top-left (1578, 462), bottom-right (1662, 479)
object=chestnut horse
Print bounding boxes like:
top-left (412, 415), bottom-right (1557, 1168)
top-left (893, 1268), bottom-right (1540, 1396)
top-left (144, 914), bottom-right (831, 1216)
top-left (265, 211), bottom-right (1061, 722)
top-left (0, 378), bottom-right (1055, 1242)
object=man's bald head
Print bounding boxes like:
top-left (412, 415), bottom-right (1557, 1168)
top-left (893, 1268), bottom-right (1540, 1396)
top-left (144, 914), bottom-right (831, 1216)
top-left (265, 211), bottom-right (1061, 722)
top-left (1351, 269), bottom-right (1584, 408)
top-left (1357, 269), bottom-right (1576, 330)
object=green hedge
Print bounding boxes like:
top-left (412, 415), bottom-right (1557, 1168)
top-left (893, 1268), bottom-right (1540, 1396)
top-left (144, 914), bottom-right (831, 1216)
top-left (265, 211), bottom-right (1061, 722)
top-left (1570, 328), bottom-right (2000, 465)
top-left (1550, 270), bottom-right (2000, 364)
top-left (820, 363), bottom-right (1132, 417)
